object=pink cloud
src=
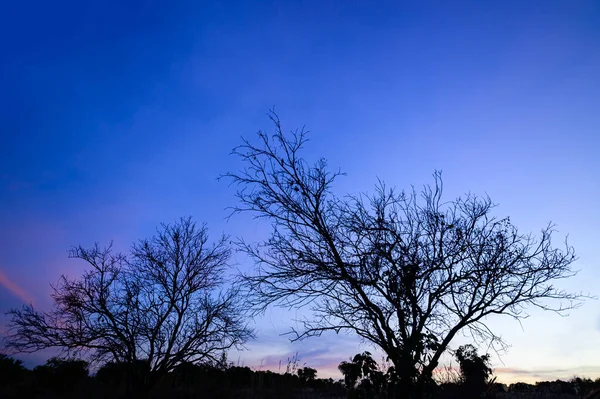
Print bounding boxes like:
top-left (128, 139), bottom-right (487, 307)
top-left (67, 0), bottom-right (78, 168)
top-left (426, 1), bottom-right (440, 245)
top-left (0, 267), bottom-right (34, 304)
top-left (470, 366), bottom-right (600, 384)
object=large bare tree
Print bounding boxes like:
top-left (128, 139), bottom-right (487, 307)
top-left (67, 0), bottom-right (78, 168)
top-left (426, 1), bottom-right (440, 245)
top-left (224, 113), bottom-right (585, 398)
top-left (4, 217), bottom-right (253, 386)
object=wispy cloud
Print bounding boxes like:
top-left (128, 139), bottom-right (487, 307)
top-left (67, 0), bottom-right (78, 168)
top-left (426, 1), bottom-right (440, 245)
top-left (494, 366), bottom-right (600, 384)
top-left (234, 329), bottom-right (384, 380)
top-left (0, 267), bottom-right (34, 304)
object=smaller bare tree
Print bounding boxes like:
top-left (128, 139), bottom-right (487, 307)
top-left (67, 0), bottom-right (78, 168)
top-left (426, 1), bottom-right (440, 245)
top-left (4, 217), bottom-right (253, 390)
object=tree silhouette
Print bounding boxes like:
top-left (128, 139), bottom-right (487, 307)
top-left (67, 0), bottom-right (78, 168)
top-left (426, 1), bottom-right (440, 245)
top-left (338, 359), bottom-right (362, 388)
top-left (0, 354), bottom-right (27, 387)
top-left (224, 112), bottom-right (586, 398)
top-left (32, 357), bottom-right (89, 394)
top-left (454, 344), bottom-right (492, 397)
top-left (297, 366), bottom-right (317, 383)
top-left (339, 351), bottom-right (387, 398)
top-left (4, 217), bottom-right (253, 391)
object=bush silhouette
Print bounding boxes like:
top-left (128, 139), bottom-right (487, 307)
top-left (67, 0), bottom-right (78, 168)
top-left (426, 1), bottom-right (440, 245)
top-left (33, 357), bottom-right (89, 394)
top-left (0, 354), bottom-right (28, 387)
top-left (454, 345), bottom-right (492, 397)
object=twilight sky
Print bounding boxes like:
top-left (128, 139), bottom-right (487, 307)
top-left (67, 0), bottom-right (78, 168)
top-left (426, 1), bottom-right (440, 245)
top-left (1, 0), bottom-right (600, 383)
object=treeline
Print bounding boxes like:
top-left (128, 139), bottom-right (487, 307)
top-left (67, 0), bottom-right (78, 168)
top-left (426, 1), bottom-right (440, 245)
top-left (2, 353), bottom-right (600, 399)
top-left (0, 354), bottom-right (345, 399)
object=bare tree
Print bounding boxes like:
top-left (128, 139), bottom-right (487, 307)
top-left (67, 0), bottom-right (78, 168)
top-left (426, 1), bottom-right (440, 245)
top-left (224, 112), bottom-right (586, 398)
top-left (4, 217), bottom-right (253, 388)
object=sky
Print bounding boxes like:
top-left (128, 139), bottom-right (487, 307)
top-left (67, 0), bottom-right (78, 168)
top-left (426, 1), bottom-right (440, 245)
top-left (1, 0), bottom-right (600, 384)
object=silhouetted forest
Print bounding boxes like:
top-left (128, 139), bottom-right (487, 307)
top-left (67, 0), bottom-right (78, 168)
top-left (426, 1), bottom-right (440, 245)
top-left (2, 352), bottom-right (600, 399)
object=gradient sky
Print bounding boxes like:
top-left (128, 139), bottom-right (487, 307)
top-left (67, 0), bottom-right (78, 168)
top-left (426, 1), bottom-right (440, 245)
top-left (1, 0), bottom-right (600, 384)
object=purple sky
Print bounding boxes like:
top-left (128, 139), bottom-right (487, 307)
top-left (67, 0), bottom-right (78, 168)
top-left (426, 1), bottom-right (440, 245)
top-left (1, 0), bottom-right (599, 383)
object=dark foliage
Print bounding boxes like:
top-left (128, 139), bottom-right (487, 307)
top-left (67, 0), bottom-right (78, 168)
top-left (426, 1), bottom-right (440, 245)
top-left (454, 344), bottom-right (492, 397)
top-left (33, 357), bottom-right (90, 394)
top-left (298, 366), bottom-right (318, 383)
top-left (1, 354), bottom-right (600, 399)
top-left (0, 353), bottom-right (27, 387)
top-left (338, 359), bottom-right (362, 389)
top-left (338, 352), bottom-right (387, 398)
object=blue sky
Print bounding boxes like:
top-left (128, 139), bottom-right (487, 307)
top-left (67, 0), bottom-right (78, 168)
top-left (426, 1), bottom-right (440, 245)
top-left (1, 0), bottom-right (599, 383)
